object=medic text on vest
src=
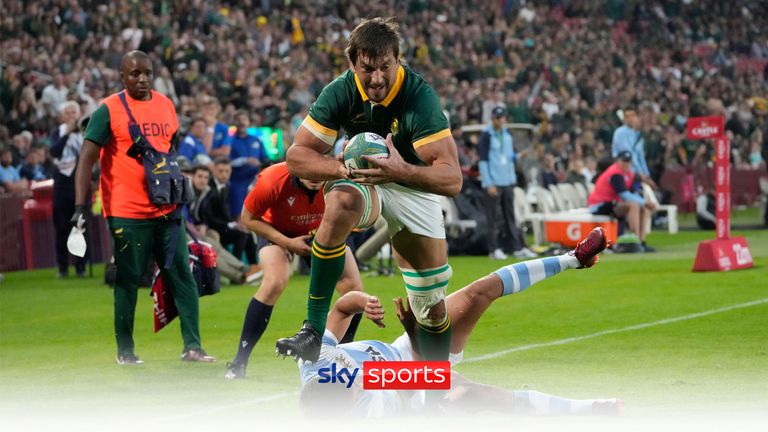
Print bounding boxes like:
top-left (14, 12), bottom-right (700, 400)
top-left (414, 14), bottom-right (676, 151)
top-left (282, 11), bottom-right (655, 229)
top-left (139, 122), bottom-right (174, 138)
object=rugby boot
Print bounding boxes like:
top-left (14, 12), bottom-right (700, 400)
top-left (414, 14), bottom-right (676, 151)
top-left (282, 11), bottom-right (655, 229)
top-left (570, 227), bottom-right (607, 268)
top-left (275, 320), bottom-right (321, 363)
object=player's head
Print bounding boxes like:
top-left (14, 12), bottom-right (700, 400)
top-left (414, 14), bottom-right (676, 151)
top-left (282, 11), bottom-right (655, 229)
top-left (299, 178), bottom-right (324, 191)
top-left (120, 50), bottom-right (153, 101)
top-left (213, 157), bottom-right (232, 183)
top-left (191, 165), bottom-right (211, 192)
top-left (346, 17), bottom-right (401, 104)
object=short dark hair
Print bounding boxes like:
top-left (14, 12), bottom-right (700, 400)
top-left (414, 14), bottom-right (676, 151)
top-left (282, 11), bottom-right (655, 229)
top-left (192, 165), bottom-right (211, 176)
top-left (189, 117), bottom-right (206, 127)
top-left (345, 17), bottom-right (401, 66)
top-left (213, 156), bottom-right (230, 166)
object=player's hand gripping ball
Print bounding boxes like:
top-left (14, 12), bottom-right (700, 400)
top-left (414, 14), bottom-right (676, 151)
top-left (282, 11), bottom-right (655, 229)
top-left (343, 132), bottom-right (389, 175)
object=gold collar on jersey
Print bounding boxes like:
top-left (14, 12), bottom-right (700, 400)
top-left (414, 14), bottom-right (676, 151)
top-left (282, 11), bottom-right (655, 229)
top-left (354, 65), bottom-right (405, 107)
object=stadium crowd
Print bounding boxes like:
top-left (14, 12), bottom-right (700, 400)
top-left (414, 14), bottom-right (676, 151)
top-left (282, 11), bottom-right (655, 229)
top-left (1, 0), bottom-right (767, 208)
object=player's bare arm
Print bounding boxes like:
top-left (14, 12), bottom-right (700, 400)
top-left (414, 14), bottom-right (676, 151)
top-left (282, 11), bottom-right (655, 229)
top-left (354, 133), bottom-right (462, 197)
top-left (286, 126), bottom-right (351, 181)
top-left (74, 139), bottom-right (101, 206)
top-left (326, 292), bottom-right (385, 341)
top-left (241, 207), bottom-right (312, 256)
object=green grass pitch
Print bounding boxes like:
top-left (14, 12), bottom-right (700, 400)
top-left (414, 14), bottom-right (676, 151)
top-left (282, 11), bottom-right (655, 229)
top-left (1, 222), bottom-right (766, 427)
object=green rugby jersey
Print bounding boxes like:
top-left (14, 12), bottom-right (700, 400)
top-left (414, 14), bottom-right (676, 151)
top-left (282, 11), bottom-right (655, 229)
top-left (302, 65), bottom-right (451, 167)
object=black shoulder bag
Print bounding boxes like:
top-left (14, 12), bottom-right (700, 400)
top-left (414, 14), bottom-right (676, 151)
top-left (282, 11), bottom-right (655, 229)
top-left (118, 91), bottom-right (193, 206)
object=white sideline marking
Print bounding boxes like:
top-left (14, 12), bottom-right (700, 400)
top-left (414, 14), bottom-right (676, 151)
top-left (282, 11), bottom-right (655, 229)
top-left (463, 297), bottom-right (768, 364)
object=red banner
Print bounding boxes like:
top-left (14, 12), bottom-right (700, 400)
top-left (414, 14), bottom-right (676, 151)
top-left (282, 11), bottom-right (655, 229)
top-left (714, 137), bottom-right (730, 239)
top-left (688, 116), bottom-right (753, 272)
top-left (686, 116), bottom-right (725, 140)
top-left (693, 237), bottom-right (754, 272)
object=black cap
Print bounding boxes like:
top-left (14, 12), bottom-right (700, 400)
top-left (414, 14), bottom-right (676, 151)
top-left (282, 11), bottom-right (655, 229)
top-left (617, 150), bottom-right (632, 162)
top-left (492, 106), bottom-right (506, 118)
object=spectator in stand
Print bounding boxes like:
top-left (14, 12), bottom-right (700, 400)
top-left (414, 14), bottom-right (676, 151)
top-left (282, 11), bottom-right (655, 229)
top-left (0, 147), bottom-right (29, 193)
top-left (564, 158), bottom-right (588, 187)
top-left (203, 98), bottom-right (231, 157)
top-left (226, 109), bottom-right (269, 218)
top-left (538, 153), bottom-right (559, 189)
top-left (478, 106), bottom-right (535, 260)
top-left (49, 101), bottom-right (88, 278)
top-left (40, 72), bottom-right (69, 118)
top-left (10, 132), bottom-right (32, 167)
top-left (179, 117), bottom-right (213, 167)
top-left (581, 156), bottom-right (597, 184)
top-left (695, 186), bottom-right (717, 231)
top-left (184, 165), bottom-right (261, 285)
top-left (588, 151), bottom-right (657, 253)
top-left (202, 157), bottom-right (259, 275)
top-left (153, 66), bottom-right (179, 107)
top-left (18, 145), bottom-right (46, 181)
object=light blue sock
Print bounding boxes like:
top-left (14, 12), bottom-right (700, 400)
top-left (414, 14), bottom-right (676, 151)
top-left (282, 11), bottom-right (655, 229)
top-left (493, 254), bottom-right (579, 296)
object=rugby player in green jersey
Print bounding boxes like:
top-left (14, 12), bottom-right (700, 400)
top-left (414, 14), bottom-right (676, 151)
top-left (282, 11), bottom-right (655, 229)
top-left (276, 18), bottom-right (462, 367)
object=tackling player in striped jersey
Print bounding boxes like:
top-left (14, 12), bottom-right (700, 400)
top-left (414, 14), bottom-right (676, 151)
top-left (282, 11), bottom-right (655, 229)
top-left (299, 228), bottom-right (622, 417)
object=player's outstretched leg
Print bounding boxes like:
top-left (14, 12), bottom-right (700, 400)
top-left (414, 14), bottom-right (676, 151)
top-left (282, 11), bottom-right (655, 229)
top-left (276, 182), bottom-right (372, 362)
top-left (492, 227), bottom-right (607, 297)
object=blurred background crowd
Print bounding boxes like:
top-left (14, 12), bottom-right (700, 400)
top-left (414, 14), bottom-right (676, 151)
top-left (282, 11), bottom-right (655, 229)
top-left (1, 0), bottom-right (766, 195)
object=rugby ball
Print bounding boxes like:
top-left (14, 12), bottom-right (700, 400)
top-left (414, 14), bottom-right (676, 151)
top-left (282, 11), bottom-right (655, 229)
top-left (343, 132), bottom-right (389, 172)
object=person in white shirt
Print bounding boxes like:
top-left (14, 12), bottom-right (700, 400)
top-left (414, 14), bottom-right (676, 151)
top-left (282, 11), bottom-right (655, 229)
top-left (40, 73), bottom-right (69, 118)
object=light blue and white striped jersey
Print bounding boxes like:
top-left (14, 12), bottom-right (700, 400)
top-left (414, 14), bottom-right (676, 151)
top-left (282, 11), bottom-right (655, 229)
top-left (298, 330), bottom-right (418, 417)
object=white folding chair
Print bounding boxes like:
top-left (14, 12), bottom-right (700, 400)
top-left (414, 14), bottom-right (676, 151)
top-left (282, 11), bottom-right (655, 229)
top-left (573, 182), bottom-right (589, 208)
top-left (514, 186), bottom-right (545, 245)
top-left (535, 186), bottom-right (558, 214)
top-left (548, 184), bottom-right (569, 211)
top-left (557, 183), bottom-right (582, 209)
top-left (439, 196), bottom-right (477, 238)
top-left (642, 183), bottom-right (678, 234)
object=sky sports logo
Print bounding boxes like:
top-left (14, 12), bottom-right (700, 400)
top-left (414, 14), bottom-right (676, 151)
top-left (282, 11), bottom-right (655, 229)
top-left (317, 361), bottom-right (451, 390)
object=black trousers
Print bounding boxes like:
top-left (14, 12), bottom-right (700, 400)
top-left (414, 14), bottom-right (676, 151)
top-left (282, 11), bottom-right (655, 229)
top-left (483, 185), bottom-right (526, 253)
top-left (52, 184), bottom-right (87, 274)
top-left (219, 228), bottom-right (257, 264)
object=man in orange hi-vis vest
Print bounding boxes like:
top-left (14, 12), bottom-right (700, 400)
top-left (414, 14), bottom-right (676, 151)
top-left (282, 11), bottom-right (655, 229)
top-left (72, 50), bottom-right (215, 365)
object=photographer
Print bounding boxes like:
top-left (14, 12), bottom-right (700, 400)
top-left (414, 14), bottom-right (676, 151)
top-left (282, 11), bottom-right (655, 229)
top-left (50, 101), bottom-right (88, 278)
